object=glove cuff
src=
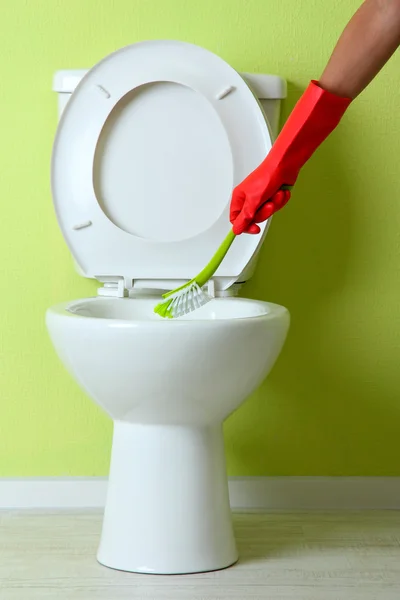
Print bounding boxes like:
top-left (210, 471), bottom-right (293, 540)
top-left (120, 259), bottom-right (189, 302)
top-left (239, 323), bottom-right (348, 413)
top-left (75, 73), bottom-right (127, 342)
top-left (268, 80), bottom-right (352, 181)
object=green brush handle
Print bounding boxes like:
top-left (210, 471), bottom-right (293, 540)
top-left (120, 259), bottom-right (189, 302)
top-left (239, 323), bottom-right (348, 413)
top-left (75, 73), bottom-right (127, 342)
top-left (195, 229), bottom-right (236, 288)
top-left (161, 184), bottom-right (292, 302)
top-left (194, 185), bottom-right (292, 289)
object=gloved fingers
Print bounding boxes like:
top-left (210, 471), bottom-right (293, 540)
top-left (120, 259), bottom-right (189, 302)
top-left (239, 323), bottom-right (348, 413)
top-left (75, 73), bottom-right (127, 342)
top-left (231, 193), bottom-right (256, 234)
top-left (232, 194), bottom-right (273, 235)
top-left (274, 188), bottom-right (291, 210)
top-left (231, 188), bottom-right (292, 235)
top-left (244, 223), bottom-right (261, 234)
top-left (253, 189), bottom-right (291, 223)
top-left (232, 214), bottom-right (251, 235)
top-left (252, 201), bottom-right (275, 224)
top-left (229, 189), bottom-right (246, 223)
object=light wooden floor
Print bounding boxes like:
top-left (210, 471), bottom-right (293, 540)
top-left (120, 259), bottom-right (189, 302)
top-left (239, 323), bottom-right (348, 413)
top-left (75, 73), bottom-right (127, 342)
top-left (1, 511), bottom-right (400, 599)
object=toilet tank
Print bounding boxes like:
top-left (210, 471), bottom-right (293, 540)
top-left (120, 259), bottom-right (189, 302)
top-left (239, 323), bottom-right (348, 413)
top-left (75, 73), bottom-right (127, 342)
top-left (52, 69), bottom-right (286, 289)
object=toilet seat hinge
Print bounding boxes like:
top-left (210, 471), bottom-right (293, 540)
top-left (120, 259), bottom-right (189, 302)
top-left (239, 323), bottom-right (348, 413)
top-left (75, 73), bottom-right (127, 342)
top-left (207, 279), bottom-right (216, 298)
top-left (97, 277), bottom-right (129, 298)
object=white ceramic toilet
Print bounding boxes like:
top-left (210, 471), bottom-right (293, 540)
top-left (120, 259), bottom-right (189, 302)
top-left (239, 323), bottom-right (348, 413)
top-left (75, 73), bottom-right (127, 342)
top-left (46, 41), bottom-right (290, 575)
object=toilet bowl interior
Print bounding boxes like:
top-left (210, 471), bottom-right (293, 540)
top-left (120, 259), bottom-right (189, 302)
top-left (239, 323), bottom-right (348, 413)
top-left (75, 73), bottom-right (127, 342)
top-left (63, 297), bottom-right (282, 322)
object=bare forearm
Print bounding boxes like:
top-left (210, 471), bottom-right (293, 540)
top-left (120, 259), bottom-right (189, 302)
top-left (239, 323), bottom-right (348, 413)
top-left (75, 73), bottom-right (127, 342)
top-left (320, 0), bottom-right (400, 98)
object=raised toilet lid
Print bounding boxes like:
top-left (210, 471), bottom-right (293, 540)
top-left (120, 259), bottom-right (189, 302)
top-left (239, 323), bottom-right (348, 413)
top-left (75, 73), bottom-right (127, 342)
top-left (51, 40), bottom-right (273, 290)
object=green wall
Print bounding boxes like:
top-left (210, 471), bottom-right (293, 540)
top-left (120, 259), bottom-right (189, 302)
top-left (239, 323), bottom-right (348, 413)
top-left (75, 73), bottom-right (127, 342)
top-left (1, 0), bottom-right (399, 476)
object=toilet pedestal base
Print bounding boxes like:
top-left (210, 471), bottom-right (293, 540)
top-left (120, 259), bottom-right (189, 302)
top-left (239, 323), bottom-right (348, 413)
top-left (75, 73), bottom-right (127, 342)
top-left (97, 420), bottom-right (238, 574)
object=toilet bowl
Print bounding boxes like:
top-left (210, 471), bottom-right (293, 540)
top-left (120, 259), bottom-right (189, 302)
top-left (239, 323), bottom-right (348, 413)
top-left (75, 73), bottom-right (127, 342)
top-left (47, 41), bottom-right (289, 573)
top-left (46, 297), bottom-right (289, 573)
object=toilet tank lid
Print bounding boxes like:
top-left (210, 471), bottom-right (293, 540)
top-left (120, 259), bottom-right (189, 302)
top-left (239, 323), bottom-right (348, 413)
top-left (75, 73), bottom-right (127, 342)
top-left (53, 69), bottom-right (287, 99)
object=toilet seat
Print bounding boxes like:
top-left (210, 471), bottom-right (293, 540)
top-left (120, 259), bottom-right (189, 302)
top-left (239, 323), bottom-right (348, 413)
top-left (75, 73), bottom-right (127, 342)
top-left (51, 41), bottom-right (273, 291)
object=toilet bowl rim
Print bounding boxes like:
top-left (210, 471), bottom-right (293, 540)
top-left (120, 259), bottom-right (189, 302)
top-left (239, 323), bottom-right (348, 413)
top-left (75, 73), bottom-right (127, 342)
top-left (46, 296), bottom-right (290, 327)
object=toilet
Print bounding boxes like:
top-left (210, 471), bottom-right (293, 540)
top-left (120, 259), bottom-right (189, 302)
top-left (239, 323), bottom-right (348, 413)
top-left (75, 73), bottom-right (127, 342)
top-left (46, 40), bottom-right (290, 575)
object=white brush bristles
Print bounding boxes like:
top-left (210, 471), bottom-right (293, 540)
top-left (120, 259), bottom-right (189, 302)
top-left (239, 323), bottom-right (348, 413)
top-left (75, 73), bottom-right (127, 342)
top-left (168, 282), bottom-right (210, 318)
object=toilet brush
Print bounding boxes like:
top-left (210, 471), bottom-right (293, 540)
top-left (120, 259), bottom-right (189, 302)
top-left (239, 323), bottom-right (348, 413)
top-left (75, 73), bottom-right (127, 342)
top-left (155, 80), bottom-right (352, 318)
top-left (154, 185), bottom-right (292, 319)
top-left (154, 229), bottom-right (236, 319)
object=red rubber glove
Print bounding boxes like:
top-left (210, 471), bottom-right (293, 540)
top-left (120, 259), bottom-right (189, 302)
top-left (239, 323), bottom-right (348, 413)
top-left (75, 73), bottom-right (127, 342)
top-left (230, 81), bottom-right (352, 234)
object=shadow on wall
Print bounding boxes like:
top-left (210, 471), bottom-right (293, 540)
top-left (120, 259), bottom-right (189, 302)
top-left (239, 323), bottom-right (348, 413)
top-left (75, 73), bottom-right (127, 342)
top-left (225, 83), bottom-right (400, 476)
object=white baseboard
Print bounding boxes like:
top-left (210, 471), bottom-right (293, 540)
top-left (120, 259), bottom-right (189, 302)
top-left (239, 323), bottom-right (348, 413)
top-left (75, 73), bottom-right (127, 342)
top-left (0, 477), bottom-right (399, 510)
top-left (229, 477), bottom-right (400, 510)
